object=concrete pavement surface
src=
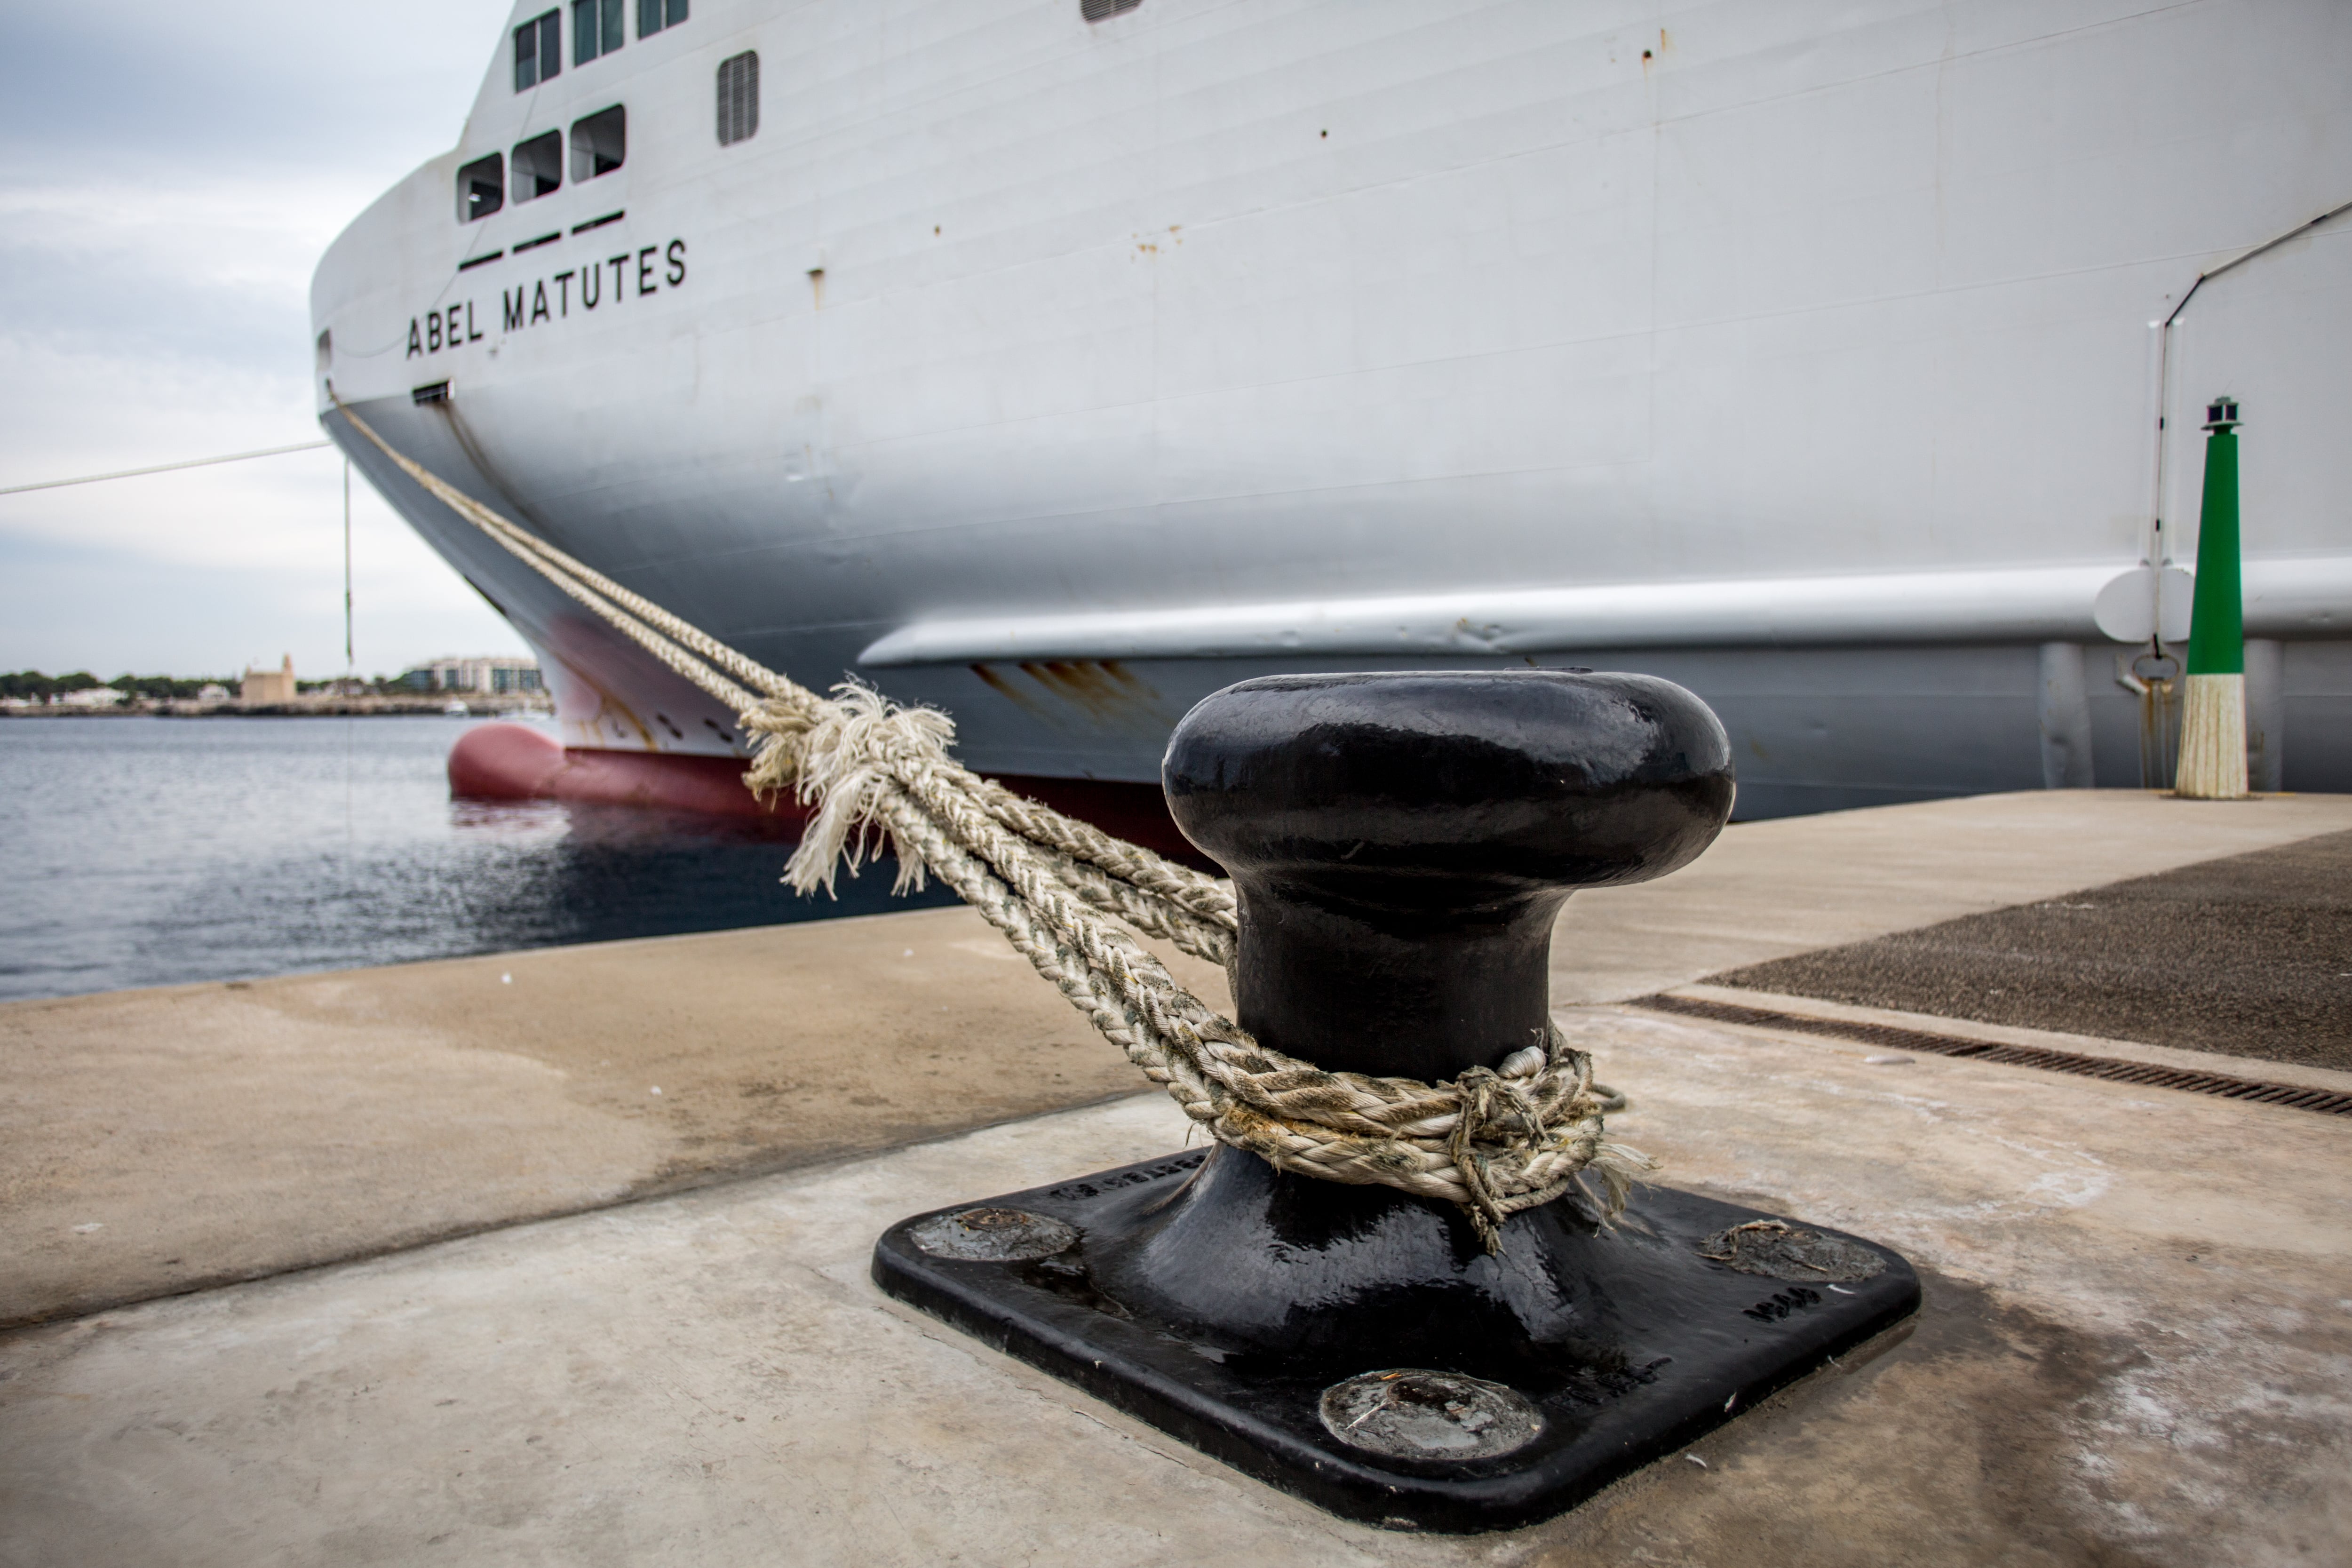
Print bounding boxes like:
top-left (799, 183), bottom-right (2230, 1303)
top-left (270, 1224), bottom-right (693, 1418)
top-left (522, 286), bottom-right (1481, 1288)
top-left (4, 1004), bottom-right (2346, 1567)
top-left (0, 911), bottom-right (1227, 1327)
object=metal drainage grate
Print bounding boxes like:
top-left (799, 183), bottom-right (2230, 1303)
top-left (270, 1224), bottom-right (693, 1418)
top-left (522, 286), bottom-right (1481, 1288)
top-left (1633, 993), bottom-right (2352, 1117)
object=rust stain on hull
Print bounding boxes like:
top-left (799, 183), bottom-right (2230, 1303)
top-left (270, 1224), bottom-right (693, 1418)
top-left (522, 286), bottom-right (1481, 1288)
top-left (972, 659), bottom-right (1176, 741)
top-left (971, 662), bottom-right (1048, 717)
top-left (1018, 659), bottom-right (1165, 722)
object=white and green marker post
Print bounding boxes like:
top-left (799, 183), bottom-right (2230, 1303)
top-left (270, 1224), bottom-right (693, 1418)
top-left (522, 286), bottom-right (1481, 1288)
top-left (2175, 395), bottom-right (2249, 798)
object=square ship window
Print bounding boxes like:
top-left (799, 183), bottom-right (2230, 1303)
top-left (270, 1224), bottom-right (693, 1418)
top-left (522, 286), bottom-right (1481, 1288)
top-left (638, 0), bottom-right (686, 39)
top-left (514, 9), bottom-right (561, 90)
top-left (457, 152), bottom-right (504, 222)
top-left (716, 51), bottom-right (758, 146)
top-left (572, 0), bottom-right (622, 64)
top-left (512, 131), bottom-right (563, 201)
top-left (571, 105), bottom-right (626, 181)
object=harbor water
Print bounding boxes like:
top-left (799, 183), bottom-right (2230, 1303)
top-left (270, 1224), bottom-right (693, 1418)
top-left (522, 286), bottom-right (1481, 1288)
top-left (0, 715), bottom-right (952, 1004)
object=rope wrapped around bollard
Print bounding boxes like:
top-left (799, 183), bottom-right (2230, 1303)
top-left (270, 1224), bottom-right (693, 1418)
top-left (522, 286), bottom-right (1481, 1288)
top-left (332, 396), bottom-right (1649, 1248)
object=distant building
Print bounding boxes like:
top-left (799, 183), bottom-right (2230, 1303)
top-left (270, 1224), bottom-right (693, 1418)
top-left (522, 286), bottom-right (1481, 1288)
top-left (196, 683), bottom-right (231, 703)
top-left (242, 655), bottom-right (297, 705)
top-left (58, 687), bottom-right (126, 708)
top-left (399, 654), bottom-right (541, 695)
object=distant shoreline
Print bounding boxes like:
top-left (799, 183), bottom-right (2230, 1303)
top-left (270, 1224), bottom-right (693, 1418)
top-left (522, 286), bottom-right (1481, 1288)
top-left (0, 700), bottom-right (551, 720)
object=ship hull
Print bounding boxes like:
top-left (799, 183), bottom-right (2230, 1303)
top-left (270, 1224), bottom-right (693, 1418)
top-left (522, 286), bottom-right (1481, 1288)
top-left (316, 0), bottom-right (2352, 817)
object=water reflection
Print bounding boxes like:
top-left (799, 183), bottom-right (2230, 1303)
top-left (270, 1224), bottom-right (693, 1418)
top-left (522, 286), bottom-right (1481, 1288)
top-left (434, 796), bottom-right (952, 956)
top-left (0, 716), bottom-right (956, 1003)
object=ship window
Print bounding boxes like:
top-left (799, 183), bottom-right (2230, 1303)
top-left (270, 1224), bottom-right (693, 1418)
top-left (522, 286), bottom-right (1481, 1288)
top-left (1081, 0), bottom-right (1142, 19)
top-left (514, 9), bottom-right (561, 91)
top-left (512, 131), bottom-right (563, 202)
top-left (571, 105), bottom-right (626, 181)
top-left (638, 0), bottom-right (687, 39)
top-left (716, 51), bottom-right (758, 146)
top-left (572, 0), bottom-right (622, 63)
top-left (457, 152), bottom-right (505, 222)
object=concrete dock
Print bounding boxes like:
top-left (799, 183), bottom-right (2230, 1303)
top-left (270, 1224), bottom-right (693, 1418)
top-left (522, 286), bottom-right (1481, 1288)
top-left (5, 790), bottom-right (2351, 1564)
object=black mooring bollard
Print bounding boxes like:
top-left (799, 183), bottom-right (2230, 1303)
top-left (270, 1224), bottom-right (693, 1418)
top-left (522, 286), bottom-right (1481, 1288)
top-left (874, 671), bottom-right (1918, 1532)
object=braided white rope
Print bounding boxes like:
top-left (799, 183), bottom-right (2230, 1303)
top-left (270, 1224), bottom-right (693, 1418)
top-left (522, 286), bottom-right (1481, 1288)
top-left (334, 399), bottom-right (1649, 1248)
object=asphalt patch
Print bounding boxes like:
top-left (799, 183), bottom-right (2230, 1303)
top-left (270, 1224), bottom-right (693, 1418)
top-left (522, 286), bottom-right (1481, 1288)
top-left (1711, 826), bottom-right (2352, 1072)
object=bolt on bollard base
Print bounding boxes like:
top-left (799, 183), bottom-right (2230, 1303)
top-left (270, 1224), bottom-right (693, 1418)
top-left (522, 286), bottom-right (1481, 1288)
top-left (874, 671), bottom-right (1918, 1532)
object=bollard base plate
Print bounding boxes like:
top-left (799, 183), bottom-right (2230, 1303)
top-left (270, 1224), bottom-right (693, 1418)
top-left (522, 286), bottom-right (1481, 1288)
top-left (873, 1149), bottom-right (1919, 1534)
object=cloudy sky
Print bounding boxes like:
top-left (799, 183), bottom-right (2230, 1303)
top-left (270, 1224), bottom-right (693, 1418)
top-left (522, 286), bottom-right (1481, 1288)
top-left (0, 0), bottom-right (521, 680)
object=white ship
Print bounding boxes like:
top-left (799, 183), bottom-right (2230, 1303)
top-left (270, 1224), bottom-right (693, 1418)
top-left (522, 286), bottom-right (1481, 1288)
top-left (313, 0), bottom-right (2352, 828)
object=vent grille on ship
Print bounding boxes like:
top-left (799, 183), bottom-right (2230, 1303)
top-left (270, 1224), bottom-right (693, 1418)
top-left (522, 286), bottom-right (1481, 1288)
top-left (717, 51), bottom-right (759, 147)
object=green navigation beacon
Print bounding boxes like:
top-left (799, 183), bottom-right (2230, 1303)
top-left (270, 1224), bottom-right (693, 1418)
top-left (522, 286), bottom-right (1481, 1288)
top-left (2176, 396), bottom-right (2249, 799)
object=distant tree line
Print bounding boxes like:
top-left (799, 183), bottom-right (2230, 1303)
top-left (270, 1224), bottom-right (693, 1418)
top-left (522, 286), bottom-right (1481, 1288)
top-left (0, 672), bottom-right (390, 700)
top-left (0, 670), bottom-right (230, 700)
top-left (2, 670), bottom-right (437, 701)
top-left (0, 671), bottom-right (103, 699)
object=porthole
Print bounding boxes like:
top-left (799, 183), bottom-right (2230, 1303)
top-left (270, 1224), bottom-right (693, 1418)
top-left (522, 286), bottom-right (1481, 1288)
top-left (571, 105), bottom-right (626, 181)
top-left (512, 130), bottom-right (563, 202)
top-left (456, 152), bottom-right (505, 222)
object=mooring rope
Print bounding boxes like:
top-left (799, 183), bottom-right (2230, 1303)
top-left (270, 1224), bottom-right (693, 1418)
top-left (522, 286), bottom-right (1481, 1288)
top-left (331, 397), bottom-right (1648, 1249)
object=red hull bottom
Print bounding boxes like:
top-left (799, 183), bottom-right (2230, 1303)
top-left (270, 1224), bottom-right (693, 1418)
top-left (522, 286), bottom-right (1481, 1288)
top-left (447, 723), bottom-right (1208, 867)
top-left (447, 722), bottom-right (803, 822)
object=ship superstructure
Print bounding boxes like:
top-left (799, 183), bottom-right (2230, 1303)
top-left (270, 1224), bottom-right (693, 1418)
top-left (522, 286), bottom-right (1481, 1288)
top-left (313, 0), bottom-right (2352, 818)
